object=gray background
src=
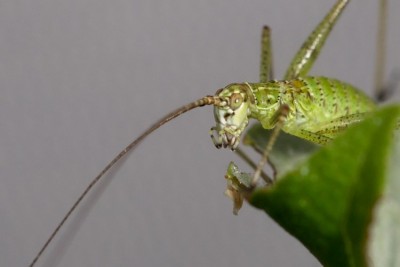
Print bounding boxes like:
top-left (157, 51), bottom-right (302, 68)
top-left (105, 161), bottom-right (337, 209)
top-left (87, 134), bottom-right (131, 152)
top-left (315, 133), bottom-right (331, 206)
top-left (1, 0), bottom-right (399, 266)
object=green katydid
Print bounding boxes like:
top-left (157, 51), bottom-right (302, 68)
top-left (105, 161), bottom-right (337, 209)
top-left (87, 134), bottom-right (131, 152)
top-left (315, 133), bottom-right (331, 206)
top-left (29, 0), bottom-right (394, 266)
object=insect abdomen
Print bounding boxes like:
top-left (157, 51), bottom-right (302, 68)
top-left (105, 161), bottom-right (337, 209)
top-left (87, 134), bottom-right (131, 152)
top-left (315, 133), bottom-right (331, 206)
top-left (293, 77), bottom-right (376, 119)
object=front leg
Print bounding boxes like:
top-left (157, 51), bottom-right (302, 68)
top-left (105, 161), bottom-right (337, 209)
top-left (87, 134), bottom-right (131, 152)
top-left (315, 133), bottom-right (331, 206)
top-left (252, 104), bottom-right (290, 186)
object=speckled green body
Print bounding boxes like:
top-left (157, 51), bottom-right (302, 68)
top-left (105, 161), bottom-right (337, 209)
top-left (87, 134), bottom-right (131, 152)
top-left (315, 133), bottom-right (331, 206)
top-left (248, 77), bottom-right (377, 144)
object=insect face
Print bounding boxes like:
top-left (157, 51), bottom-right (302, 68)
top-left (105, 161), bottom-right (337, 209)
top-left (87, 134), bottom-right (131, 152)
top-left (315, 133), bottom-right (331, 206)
top-left (210, 83), bottom-right (255, 150)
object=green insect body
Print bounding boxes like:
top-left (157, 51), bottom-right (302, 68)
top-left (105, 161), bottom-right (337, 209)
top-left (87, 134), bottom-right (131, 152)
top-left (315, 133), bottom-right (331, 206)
top-left (252, 77), bottom-right (376, 138)
top-left (211, 77), bottom-right (376, 151)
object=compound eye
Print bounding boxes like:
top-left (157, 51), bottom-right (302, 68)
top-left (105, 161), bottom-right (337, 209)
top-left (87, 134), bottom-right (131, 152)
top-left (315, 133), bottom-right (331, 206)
top-left (230, 93), bottom-right (243, 110)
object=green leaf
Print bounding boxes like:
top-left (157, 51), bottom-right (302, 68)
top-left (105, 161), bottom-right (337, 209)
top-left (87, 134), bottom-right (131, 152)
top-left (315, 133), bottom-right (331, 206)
top-left (368, 130), bottom-right (400, 266)
top-left (249, 106), bottom-right (400, 267)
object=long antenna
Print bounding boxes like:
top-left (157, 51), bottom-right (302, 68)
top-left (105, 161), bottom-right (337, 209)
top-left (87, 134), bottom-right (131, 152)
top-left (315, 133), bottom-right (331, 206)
top-left (29, 95), bottom-right (221, 267)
